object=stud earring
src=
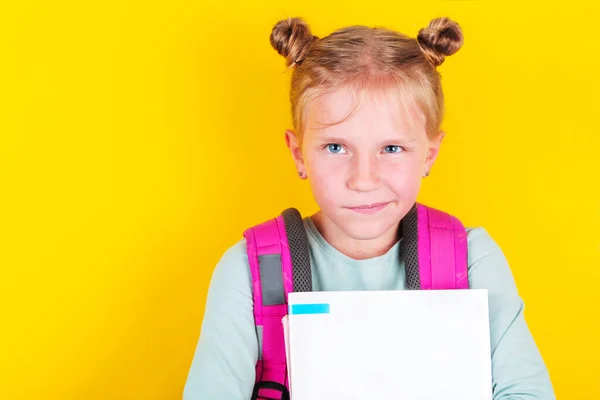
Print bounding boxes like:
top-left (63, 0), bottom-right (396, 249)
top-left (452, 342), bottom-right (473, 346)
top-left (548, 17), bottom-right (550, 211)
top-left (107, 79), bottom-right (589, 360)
top-left (298, 171), bottom-right (304, 177)
top-left (424, 171), bottom-right (430, 177)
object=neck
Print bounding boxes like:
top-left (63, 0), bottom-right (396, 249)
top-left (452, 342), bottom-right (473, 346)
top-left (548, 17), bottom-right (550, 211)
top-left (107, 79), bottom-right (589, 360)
top-left (310, 211), bottom-right (400, 260)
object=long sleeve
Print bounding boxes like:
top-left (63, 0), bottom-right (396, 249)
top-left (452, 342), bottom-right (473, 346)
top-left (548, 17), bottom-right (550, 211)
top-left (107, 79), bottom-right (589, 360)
top-left (183, 239), bottom-right (257, 400)
top-left (467, 227), bottom-right (556, 399)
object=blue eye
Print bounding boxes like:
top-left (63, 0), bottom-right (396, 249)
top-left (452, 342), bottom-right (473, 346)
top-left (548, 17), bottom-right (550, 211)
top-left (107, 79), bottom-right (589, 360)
top-left (384, 145), bottom-right (403, 154)
top-left (326, 144), bottom-right (346, 154)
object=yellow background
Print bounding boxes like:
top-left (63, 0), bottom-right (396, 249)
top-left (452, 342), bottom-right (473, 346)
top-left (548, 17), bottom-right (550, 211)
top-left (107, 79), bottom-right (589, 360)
top-left (1, 0), bottom-right (599, 399)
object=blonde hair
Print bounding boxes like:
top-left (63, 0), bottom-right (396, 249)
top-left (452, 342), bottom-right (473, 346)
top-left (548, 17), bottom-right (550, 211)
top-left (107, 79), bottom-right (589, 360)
top-left (269, 17), bottom-right (464, 140)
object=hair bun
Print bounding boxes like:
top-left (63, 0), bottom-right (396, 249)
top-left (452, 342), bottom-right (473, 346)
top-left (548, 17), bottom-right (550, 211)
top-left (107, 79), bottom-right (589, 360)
top-left (417, 17), bottom-right (464, 67)
top-left (270, 17), bottom-right (318, 67)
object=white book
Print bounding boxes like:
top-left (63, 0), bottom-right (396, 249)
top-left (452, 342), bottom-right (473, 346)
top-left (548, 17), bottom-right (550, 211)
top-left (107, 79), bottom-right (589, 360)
top-left (284, 289), bottom-right (492, 400)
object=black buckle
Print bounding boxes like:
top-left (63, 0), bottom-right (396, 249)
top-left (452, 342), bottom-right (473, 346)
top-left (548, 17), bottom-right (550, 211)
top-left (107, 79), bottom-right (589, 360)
top-left (251, 381), bottom-right (290, 400)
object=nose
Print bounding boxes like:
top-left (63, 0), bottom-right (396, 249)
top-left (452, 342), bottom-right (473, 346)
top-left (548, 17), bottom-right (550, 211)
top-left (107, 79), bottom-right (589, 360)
top-left (347, 153), bottom-right (382, 192)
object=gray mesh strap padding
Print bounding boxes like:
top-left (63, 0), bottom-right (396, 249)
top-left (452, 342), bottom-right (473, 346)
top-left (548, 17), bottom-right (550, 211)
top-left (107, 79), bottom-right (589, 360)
top-left (256, 325), bottom-right (263, 360)
top-left (281, 208), bottom-right (312, 292)
top-left (400, 203), bottom-right (421, 290)
top-left (258, 254), bottom-right (285, 305)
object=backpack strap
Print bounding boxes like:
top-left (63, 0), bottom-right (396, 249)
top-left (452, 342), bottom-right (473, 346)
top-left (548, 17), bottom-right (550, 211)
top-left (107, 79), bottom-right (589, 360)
top-left (401, 203), bottom-right (469, 290)
top-left (243, 208), bottom-right (311, 400)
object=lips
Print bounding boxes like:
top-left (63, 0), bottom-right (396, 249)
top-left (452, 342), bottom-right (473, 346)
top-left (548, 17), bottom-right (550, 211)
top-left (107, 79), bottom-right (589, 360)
top-left (345, 202), bottom-right (390, 214)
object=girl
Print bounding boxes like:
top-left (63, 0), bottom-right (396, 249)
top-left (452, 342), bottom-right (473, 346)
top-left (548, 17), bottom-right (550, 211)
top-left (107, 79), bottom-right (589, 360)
top-left (183, 16), bottom-right (555, 400)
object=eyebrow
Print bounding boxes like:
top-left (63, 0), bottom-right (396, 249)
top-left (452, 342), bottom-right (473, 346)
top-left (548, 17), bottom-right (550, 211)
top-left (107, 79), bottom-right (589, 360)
top-left (313, 134), bottom-right (418, 144)
top-left (312, 134), bottom-right (348, 143)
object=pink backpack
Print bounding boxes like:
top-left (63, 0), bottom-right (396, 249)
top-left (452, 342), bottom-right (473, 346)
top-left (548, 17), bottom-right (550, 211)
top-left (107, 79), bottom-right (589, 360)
top-left (243, 203), bottom-right (470, 400)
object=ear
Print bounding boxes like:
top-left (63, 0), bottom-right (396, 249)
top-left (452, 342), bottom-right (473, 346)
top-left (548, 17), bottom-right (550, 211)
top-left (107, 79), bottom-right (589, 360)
top-left (423, 131), bottom-right (445, 176)
top-left (285, 129), bottom-right (307, 179)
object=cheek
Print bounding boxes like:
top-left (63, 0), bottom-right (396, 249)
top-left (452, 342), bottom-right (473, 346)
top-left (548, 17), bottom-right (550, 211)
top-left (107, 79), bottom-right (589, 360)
top-left (306, 148), bottom-right (340, 176)
top-left (383, 157), bottom-right (423, 195)
top-left (306, 153), bottom-right (346, 202)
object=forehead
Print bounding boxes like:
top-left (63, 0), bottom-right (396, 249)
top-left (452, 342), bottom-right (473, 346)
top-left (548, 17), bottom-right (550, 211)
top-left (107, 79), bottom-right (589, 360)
top-left (304, 84), bottom-right (426, 137)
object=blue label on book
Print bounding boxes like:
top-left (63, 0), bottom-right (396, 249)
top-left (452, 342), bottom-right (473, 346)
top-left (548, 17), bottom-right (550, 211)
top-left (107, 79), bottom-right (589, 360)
top-left (289, 303), bottom-right (331, 315)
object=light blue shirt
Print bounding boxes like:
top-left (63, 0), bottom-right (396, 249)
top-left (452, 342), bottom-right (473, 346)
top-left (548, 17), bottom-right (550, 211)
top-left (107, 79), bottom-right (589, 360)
top-left (183, 218), bottom-right (555, 399)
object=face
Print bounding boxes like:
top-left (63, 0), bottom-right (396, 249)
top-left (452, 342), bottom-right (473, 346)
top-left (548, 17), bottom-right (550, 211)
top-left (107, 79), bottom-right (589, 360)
top-left (286, 85), bottom-right (444, 243)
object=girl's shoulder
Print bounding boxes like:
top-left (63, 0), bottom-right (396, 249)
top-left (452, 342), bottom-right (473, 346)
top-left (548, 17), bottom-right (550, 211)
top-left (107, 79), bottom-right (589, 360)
top-left (466, 227), bottom-right (502, 256)
top-left (464, 227), bottom-right (518, 291)
top-left (207, 238), bottom-right (252, 297)
top-left (465, 226), bottom-right (507, 266)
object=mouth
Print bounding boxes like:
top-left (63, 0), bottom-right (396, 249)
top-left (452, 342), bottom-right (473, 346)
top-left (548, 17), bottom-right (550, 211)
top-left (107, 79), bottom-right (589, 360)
top-left (345, 202), bottom-right (391, 214)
